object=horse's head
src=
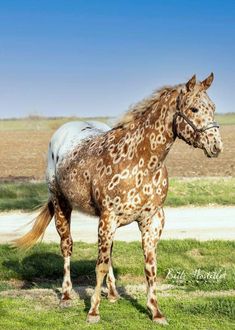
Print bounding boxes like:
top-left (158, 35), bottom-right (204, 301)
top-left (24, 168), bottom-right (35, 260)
top-left (173, 73), bottom-right (223, 158)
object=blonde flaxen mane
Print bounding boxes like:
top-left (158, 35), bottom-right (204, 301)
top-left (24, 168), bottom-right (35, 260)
top-left (115, 84), bottom-right (183, 128)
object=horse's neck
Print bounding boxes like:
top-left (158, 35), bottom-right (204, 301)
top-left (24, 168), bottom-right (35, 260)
top-left (138, 91), bottom-right (178, 163)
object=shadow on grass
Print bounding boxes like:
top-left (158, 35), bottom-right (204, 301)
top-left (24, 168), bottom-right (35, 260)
top-left (3, 252), bottom-right (97, 287)
top-left (121, 287), bottom-right (150, 318)
top-left (3, 251), bottom-right (150, 318)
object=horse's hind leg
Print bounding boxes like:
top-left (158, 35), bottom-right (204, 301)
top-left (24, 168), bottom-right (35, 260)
top-left (106, 243), bottom-right (119, 302)
top-left (52, 196), bottom-right (73, 307)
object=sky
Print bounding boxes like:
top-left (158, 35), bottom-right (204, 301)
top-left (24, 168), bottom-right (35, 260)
top-left (0, 0), bottom-right (234, 119)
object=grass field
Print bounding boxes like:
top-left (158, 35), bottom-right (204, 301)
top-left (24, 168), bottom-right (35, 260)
top-left (0, 116), bottom-right (111, 132)
top-left (1, 294), bottom-right (233, 330)
top-left (0, 113), bottom-right (234, 131)
top-left (215, 113), bottom-right (235, 125)
top-left (0, 177), bottom-right (234, 211)
top-left (0, 240), bottom-right (234, 329)
top-left (1, 240), bottom-right (234, 290)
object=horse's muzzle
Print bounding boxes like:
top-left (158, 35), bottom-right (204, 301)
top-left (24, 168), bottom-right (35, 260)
top-left (204, 140), bottom-right (223, 158)
top-left (214, 140), bottom-right (223, 154)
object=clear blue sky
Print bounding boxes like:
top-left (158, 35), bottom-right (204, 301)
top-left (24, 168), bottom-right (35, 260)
top-left (0, 0), bottom-right (234, 118)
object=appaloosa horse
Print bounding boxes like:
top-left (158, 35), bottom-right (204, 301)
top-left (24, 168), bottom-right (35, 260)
top-left (14, 74), bottom-right (223, 324)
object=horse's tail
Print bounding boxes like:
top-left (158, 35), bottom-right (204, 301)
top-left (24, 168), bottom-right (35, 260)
top-left (12, 200), bottom-right (54, 249)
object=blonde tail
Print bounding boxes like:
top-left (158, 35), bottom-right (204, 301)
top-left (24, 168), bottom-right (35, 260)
top-left (12, 201), bottom-right (54, 249)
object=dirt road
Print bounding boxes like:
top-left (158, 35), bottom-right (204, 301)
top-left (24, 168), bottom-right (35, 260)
top-left (1, 206), bottom-right (234, 243)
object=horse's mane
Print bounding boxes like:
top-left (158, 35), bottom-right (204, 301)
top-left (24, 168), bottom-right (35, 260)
top-left (114, 84), bottom-right (184, 128)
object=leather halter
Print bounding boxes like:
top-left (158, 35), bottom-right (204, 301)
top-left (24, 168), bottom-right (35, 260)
top-left (173, 111), bottom-right (219, 136)
top-left (173, 93), bottom-right (220, 138)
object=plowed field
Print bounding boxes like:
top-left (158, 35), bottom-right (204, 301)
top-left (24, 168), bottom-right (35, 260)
top-left (0, 122), bottom-right (234, 180)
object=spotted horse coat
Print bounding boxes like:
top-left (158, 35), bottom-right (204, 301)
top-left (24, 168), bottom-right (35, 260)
top-left (14, 73), bottom-right (223, 325)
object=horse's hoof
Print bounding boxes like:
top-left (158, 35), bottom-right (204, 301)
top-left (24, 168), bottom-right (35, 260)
top-left (153, 317), bottom-right (168, 325)
top-left (108, 294), bottom-right (120, 303)
top-left (87, 314), bottom-right (100, 324)
top-left (59, 299), bottom-right (72, 308)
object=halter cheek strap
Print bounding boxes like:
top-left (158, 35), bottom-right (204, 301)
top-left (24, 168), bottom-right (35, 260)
top-left (173, 111), bottom-right (220, 135)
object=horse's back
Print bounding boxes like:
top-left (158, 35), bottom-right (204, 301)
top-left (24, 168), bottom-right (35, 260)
top-left (47, 120), bottom-right (110, 185)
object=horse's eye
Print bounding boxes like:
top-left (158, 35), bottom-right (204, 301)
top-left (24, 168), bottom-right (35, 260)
top-left (191, 107), bottom-right (199, 113)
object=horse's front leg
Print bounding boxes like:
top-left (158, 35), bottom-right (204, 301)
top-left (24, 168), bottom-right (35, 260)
top-left (138, 209), bottom-right (168, 325)
top-left (87, 212), bottom-right (117, 323)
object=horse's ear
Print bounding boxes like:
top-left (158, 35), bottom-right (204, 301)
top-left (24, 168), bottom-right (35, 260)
top-left (186, 74), bottom-right (196, 92)
top-left (201, 72), bottom-right (214, 90)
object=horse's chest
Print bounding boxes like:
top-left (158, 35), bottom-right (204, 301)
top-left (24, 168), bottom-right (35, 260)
top-left (95, 165), bottom-right (168, 222)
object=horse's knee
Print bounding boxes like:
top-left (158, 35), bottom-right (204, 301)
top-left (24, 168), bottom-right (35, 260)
top-left (96, 261), bottom-right (110, 276)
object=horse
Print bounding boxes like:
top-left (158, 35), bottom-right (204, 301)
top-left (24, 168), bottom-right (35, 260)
top-left (13, 73), bottom-right (223, 324)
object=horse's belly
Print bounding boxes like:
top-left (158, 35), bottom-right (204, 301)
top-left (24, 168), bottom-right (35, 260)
top-left (57, 172), bottom-right (97, 215)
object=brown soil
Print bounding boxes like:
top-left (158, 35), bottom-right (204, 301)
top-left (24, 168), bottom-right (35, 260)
top-left (166, 126), bottom-right (235, 177)
top-left (0, 126), bottom-right (234, 180)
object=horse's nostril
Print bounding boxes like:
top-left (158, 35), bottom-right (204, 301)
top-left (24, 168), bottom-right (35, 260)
top-left (213, 141), bottom-right (223, 155)
top-left (216, 141), bottom-right (223, 153)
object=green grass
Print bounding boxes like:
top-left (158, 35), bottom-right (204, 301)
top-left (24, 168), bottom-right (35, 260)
top-left (0, 116), bottom-right (111, 131)
top-left (0, 240), bottom-right (234, 329)
top-left (167, 177), bottom-right (235, 207)
top-left (215, 112), bottom-right (235, 125)
top-left (0, 182), bottom-right (47, 211)
top-left (0, 114), bottom-right (234, 132)
top-left (0, 295), bottom-right (234, 330)
top-left (0, 178), bottom-right (234, 211)
top-left (0, 240), bottom-right (234, 291)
